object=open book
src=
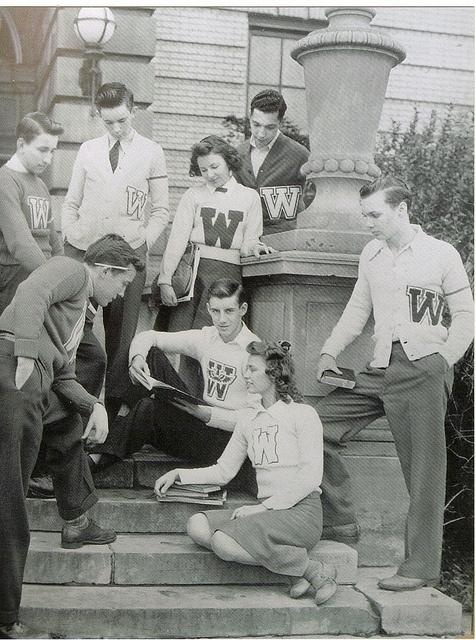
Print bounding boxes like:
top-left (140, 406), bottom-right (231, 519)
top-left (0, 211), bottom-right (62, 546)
top-left (154, 482), bottom-right (227, 505)
top-left (143, 376), bottom-right (211, 406)
top-left (321, 367), bottom-right (356, 389)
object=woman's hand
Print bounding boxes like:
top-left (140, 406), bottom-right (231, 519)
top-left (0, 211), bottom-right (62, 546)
top-left (155, 469), bottom-right (180, 495)
top-left (128, 353), bottom-right (152, 388)
top-left (231, 504), bottom-right (268, 519)
top-left (160, 284), bottom-right (178, 307)
top-left (171, 399), bottom-right (212, 423)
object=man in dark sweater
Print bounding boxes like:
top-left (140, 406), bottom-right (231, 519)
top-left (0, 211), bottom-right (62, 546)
top-left (0, 234), bottom-right (143, 640)
top-left (0, 112), bottom-right (108, 498)
top-left (235, 90), bottom-right (309, 235)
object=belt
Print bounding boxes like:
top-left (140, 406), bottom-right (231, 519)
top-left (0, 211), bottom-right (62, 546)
top-left (0, 331), bottom-right (14, 342)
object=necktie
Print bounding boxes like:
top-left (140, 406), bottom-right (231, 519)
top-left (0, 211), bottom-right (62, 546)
top-left (215, 186), bottom-right (227, 193)
top-left (109, 140), bottom-right (121, 173)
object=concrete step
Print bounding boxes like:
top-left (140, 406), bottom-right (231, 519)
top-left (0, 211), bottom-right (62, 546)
top-left (92, 450), bottom-right (408, 567)
top-left (24, 532), bottom-right (357, 586)
top-left (20, 584), bottom-right (380, 638)
top-left (27, 489), bottom-right (255, 534)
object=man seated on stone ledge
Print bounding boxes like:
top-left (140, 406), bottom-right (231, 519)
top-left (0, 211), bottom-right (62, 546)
top-left (301, 175), bottom-right (473, 594)
top-left (89, 278), bottom-right (261, 494)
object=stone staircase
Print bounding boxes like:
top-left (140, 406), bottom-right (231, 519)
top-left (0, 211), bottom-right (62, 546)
top-left (22, 451), bottom-right (463, 638)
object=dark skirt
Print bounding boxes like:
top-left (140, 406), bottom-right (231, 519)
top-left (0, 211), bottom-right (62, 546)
top-left (168, 257), bottom-right (242, 332)
top-left (202, 491), bottom-right (323, 577)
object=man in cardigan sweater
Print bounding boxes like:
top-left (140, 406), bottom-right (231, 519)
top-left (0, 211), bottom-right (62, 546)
top-left (235, 90), bottom-right (309, 235)
top-left (61, 82), bottom-right (170, 420)
top-left (0, 234), bottom-right (143, 640)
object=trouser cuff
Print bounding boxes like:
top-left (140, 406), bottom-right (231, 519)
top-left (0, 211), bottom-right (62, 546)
top-left (57, 491), bottom-right (98, 521)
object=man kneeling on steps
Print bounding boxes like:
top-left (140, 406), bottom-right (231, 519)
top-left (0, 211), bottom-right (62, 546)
top-left (0, 233), bottom-right (143, 640)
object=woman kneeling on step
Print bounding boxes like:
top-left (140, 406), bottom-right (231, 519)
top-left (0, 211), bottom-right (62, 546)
top-left (155, 341), bottom-right (337, 605)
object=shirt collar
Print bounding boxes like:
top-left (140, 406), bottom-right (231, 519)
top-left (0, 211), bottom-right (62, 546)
top-left (249, 398), bottom-right (291, 418)
top-left (250, 130), bottom-right (280, 152)
top-left (368, 224), bottom-right (424, 260)
top-left (205, 175), bottom-right (237, 194)
top-left (6, 154), bottom-right (29, 173)
top-left (107, 129), bottom-right (135, 150)
top-left (210, 322), bottom-right (257, 348)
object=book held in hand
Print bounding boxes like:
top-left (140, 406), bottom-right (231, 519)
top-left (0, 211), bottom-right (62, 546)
top-left (154, 482), bottom-right (227, 505)
top-left (321, 367), bottom-right (356, 389)
top-left (144, 376), bottom-right (211, 406)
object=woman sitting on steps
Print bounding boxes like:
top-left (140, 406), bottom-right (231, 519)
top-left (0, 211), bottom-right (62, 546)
top-left (155, 340), bottom-right (337, 605)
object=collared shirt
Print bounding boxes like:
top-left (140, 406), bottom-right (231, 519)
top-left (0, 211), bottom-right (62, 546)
top-left (205, 175), bottom-right (234, 194)
top-left (107, 130), bottom-right (135, 166)
top-left (129, 323), bottom-right (261, 430)
top-left (250, 131), bottom-right (280, 177)
top-left (321, 225), bottom-right (473, 368)
top-left (6, 154), bottom-right (28, 173)
top-left (179, 399), bottom-right (323, 510)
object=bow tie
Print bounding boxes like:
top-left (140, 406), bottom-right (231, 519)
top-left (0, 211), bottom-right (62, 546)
top-left (215, 186), bottom-right (227, 193)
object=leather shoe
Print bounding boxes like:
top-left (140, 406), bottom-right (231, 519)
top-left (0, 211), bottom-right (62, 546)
top-left (61, 518), bottom-right (117, 549)
top-left (378, 574), bottom-right (438, 591)
top-left (27, 476), bottom-right (54, 499)
top-left (290, 561), bottom-right (337, 599)
top-left (321, 522), bottom-right (360, 544)
top-left (0, 621), bottom-right (51, 639)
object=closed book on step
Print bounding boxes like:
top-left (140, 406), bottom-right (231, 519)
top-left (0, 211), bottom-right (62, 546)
top-left (154, 483), bottom-right (227, 505)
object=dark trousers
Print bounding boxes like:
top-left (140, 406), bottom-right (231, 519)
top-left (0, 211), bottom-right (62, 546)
top-left (318, 344), bottom-right (453, 580)
top-left (0, 340), bottom-right (97, 625)
top-left (64, 240), bottom-right (146, 418)
top-left (95, 347), bottom-right (257, 494)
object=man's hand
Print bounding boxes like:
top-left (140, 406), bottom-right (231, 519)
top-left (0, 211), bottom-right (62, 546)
top-left (15, 356), bottom-right (35, 390)
top-left (231, 504), bottom-right (267, 519)
top-left (316, 353), bottom-right (341, 381)
top-left (171, 399), bottom-right (212, 423)
top-left (155, 469), bottom-right (180, 495)
top-left (129, 353), bottom-right (152, 388)
top-left (82, 403), bottom-right (109, 445)
top-left (160, 284), bottom-right (178, 307)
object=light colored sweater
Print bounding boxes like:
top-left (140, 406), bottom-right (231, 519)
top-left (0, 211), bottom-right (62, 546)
top-left (179, 399), bottom-right (323, 510)
top-left (61, 131), bottom-right (169, 250)
top-left (130, 323), bottom-right (260, 430)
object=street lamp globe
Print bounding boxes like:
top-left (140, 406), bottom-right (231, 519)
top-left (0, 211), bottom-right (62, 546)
top-left (74, 7), bottom-right (116, 49)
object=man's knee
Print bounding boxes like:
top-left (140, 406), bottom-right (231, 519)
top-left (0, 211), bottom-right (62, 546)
top-left (186, 513), bottom-right (211, 547)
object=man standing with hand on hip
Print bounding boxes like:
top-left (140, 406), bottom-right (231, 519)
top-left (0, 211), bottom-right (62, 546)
top-left (314, 176), bottom-right (473, 591)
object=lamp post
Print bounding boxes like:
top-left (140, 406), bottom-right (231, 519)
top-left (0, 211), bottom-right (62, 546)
top-left (73, 7), bottom-right (116, 115)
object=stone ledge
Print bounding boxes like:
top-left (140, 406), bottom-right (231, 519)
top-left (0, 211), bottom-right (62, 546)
top-left (356, 577), bottom-right (463, 636)
top-left (21, 584), bottom-right (379, 638)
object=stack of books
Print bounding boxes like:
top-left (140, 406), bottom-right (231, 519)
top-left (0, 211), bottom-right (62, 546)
top-left (154, 482), bottom-right (227, 505)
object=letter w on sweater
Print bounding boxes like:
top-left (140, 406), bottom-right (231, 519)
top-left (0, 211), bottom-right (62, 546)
top-left (260, 185), bottom-right (302, 221)
top-left (200, 207), bottom-right (244, 248)
top-left (251, 425), bottom-right (279, 465)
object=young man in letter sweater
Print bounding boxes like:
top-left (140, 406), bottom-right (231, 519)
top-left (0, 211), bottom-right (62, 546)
top-left (0, 234), bottom-right (143, 640)
top-left (62, 82), bottom-right (170, 420)
top-left (311, 176), bottom-right (473, 593)
top-left (235, 90), bottom-right (309, 235)
top-left (90, 279), bottom-right (260, 492)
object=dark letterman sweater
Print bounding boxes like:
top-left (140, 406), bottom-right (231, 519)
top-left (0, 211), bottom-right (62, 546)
top-left (0, 256), bottom-right (98, 414)
top-left (235, 133), bottom-right (309, 235)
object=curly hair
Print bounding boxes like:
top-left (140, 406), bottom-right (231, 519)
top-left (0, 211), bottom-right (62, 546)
top-left (189, 135), bottom-right (242, 177)
top-left (246, 341), bottom-right (302, 404)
